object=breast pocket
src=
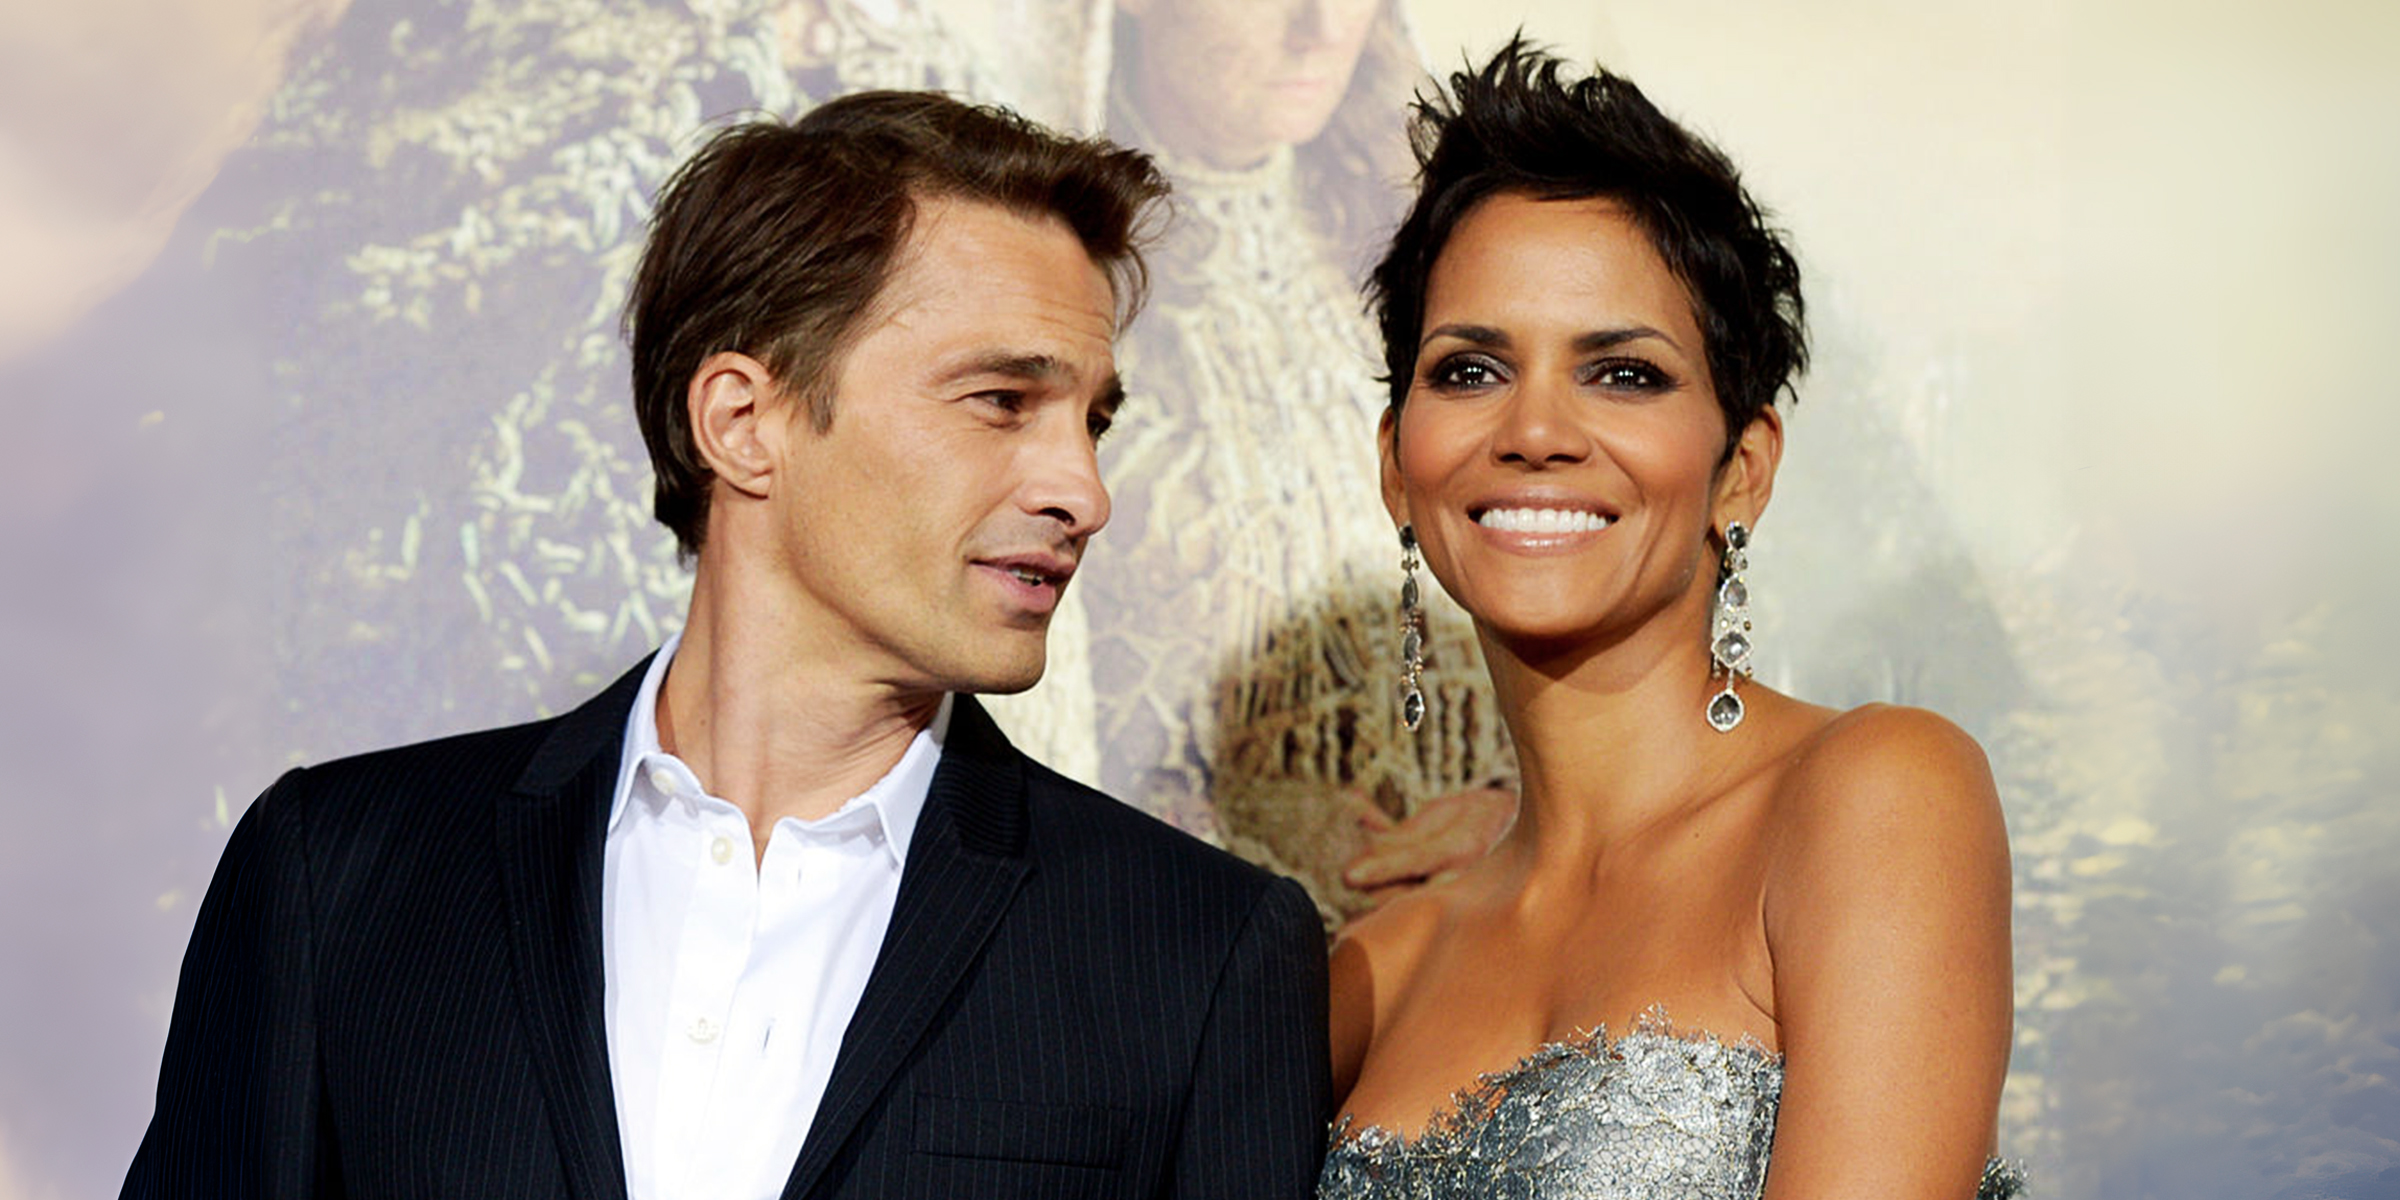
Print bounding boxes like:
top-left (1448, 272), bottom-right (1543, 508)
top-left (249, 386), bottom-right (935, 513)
top-left (902, 1099), bottom-right (1128, 1200)
top-left (913, 1092), bottom-right (1134, 1167)
top-left (908, 1092), bottom-right (1135, 1197)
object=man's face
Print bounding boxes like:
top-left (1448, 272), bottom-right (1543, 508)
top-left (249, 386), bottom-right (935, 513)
top-left (763, 196), bottom-right (1121, 696)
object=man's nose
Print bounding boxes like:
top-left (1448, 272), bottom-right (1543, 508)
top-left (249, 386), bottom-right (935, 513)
top-left (1023, 424), bottom-right (1111, 539)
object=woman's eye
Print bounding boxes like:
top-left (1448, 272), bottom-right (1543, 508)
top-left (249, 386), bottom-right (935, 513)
top-left (1589, 359), bottom-right (1668, 390)
top-left (1427, 355), bottom-right (1505, 390)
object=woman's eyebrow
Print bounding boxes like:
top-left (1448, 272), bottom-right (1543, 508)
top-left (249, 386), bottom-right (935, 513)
top-left (1573, 324), bottom-right (1680, 353)
top-left (1419, 323), bottom-right (1508, 352)
top-left (1419, 323), bottom-right (1682, 354)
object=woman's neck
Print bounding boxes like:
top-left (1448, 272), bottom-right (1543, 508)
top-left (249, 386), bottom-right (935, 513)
top-left (1480, 595), bottom-right (1740, 871)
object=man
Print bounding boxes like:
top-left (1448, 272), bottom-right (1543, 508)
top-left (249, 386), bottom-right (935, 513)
top-left (122, 91), bottom-right (1331, 1199)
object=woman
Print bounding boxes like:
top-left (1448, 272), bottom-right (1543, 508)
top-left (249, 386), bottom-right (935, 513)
top-left (1320, 41), bottom-right (2022, 1198)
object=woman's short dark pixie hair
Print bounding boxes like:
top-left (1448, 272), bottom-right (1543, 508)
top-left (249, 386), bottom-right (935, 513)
top-left (1367, 38), bottom-right (1808, 453)
top-left (626, 91), bottom-right (1169, 557)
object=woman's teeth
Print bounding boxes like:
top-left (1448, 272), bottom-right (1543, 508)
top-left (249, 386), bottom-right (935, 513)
top-left (1009, 566), bottom-right (1048, 585)
top-left (1476, 507), bottom-right (1613, 534)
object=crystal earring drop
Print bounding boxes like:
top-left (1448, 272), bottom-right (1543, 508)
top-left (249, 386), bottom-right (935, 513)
top-left (1398, 524), bottom-right (1427, 732)
top-left (1706, 521), bottom-right (1753, 733)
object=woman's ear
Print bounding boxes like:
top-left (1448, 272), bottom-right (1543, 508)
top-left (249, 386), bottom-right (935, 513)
top-left (1713, 405), bottom-right (1785, 532)
top-left (1379, 406), bottom-right (1409, 530)
top-left (688, 351), bottom-right (782, 501)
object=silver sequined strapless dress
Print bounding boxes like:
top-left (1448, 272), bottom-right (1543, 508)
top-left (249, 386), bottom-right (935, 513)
top-left (1318, 1017), bottom-right (2025, 1200)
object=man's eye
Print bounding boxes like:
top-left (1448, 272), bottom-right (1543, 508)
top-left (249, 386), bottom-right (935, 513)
top-left (973, 390), bottom-right (1026, 412)
top-left (1087, 414), bottom-right (1115, 442)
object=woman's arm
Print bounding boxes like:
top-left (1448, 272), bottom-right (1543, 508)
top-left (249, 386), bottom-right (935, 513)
top-left (1759, 705), bottom-right (2015, 1199)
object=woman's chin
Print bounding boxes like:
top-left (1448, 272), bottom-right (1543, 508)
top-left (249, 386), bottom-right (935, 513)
top-left (1475, 613), bottom-right (1620, 662)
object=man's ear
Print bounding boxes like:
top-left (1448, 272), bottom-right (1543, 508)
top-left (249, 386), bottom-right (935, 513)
top-left (1712, 405), bottom-right (1785, 533)
top-left (688, 351), bottom-right (783, 501)
top-left (1379, 407), bottom-right (1409, 530)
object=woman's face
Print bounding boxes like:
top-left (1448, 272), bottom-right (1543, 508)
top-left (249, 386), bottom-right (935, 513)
top-left (1121, 0), bottom-right (1381, 169)
top-left (1384, 193), bottom-right (1750, 652)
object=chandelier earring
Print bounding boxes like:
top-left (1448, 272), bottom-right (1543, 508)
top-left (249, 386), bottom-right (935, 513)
top-left (1706, 521), bottom-right (1754, 733)
top-left (1398, 524), bottom-right (1427, 732)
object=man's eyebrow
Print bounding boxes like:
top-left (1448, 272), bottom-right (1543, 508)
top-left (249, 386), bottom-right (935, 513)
top-left (931, 351), bottom-right (1075, 386)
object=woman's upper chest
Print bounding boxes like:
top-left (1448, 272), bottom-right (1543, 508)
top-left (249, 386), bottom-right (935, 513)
top-left (1341, 848), bottom-right (1779, 1136)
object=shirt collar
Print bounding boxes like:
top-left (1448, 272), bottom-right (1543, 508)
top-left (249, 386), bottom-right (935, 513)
top-left (610, 632), bottom-right (952, 867)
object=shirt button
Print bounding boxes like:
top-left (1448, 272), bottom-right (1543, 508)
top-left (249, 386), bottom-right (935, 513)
top-left (710, 836), bottom-right (734, 865)
top-left (646, 766), bottom-right (677, 795)
top-left (687, 1017), bottom-right (720, 1044)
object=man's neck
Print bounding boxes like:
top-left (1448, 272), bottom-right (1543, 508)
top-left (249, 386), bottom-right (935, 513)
top-left (657, 569), bottom-right (944, 844)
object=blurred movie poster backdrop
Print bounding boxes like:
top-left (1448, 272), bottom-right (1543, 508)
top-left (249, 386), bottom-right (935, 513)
top-left (1, 0), bottom-right (2393, 1196)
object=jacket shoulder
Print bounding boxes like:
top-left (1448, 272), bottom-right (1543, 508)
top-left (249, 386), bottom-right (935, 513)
top-left (290, 714), bottom-right (567, 814)
top-left (283, 654), bottom-right (650, 822)
top-left (1018, 759), bottom-right (1309, 926)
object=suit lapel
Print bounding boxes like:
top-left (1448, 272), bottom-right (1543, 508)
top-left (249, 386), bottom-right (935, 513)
top-left (494, 657), bottom-right (651, 1200)
top-left (780, 696), bottom-right (1035, 1200)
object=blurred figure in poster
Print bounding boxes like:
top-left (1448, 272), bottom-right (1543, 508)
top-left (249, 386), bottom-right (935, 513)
top-left (1064, 0), bottom-right (1518, 922)
top-left (0, 0), bottom-right (345, 367)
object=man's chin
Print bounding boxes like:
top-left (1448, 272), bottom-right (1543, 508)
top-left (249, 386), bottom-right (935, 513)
top-left (957, 648), bottom-right (1047, 696)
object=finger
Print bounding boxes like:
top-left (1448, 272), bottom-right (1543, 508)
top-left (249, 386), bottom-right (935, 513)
top-left (1344, 846), bottom-right (1434, 890)
top-left (1353, 881), bottom-right (1421, 912)
top-left (1343, 854), bottom-right (1398, 889)
top-left (1347, 838), bottom-right (1452, 888)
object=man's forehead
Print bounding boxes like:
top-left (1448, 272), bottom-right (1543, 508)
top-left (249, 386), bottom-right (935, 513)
top-left (892, 196), bottom-right (1097, 283)
top-left (866, 198), bottom-right (1119, 345)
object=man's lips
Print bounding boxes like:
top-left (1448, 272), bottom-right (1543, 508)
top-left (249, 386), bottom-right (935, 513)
top-left (974, 552), bottom-right (1078, 595)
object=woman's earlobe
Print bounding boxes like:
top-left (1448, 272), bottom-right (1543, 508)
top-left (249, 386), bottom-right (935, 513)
top-left (1719, 407), bottom-right (1786, 521)
top-left (1379, 408), bottom-right (1411, 527)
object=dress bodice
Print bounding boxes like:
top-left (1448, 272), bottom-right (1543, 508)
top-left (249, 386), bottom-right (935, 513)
top-left (1318, 1018), bottom-right (2025, 1200)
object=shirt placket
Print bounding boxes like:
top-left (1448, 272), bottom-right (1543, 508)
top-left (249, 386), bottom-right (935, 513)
top-left (657, 799), bottom-right (757, 1200)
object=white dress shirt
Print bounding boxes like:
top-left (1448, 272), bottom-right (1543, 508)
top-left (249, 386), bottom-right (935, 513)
top-left (602, 635), bottom-right (950, 1200)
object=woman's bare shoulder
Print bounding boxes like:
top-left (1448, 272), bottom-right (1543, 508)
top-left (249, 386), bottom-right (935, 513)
top-left (1763, 703), bottom-right (2009, 898)
top-left (1331, 877), bottom-right (1465, 1097)
top-left (1778, 703), bottom-right (1996, 812)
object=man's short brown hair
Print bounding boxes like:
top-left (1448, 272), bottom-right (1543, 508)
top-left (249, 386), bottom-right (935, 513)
top-left (625, 91), bottom-right (1169, 557)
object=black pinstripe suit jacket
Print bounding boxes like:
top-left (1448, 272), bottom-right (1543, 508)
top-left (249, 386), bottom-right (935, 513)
top-left (122, 658), bottom-right (1332, 1199)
